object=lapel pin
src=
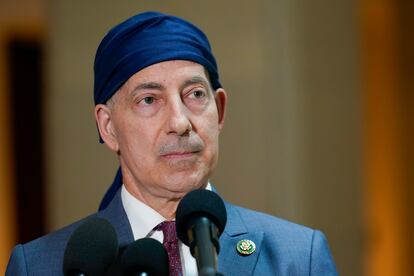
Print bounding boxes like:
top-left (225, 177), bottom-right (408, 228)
top-left (236, 239), bottom-right (256, 255)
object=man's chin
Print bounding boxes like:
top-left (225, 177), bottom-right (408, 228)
top-left (164, 158), bottom-right (201, 171)
top-left (163, 176), bottom-right (207, 194)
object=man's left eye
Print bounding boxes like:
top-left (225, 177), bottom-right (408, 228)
top-left (191, 90), bottom-right (206, 98)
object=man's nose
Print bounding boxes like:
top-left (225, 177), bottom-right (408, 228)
top-left (166, 98), bottom-right (192, 135)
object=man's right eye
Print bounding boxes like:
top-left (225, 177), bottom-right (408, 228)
top-left (142, 96), bottom-right (155, 105)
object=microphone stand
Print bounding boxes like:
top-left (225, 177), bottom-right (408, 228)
top-left (190, 217), bottom-right (220, 276)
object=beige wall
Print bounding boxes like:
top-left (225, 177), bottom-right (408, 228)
top-left (47, 1), bottom-right (362, 275)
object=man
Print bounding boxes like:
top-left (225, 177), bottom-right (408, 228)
top-left (6, 11), bottom-right (338, 275)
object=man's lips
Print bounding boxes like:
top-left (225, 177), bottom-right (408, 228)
top-left (161, 151), bottom-right (199, 159)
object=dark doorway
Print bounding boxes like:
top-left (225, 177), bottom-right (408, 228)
top-left (7, 37), bottom-right (46, 243)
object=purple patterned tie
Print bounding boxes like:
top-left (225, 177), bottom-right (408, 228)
top-left (156, 221), bottom-right (183, 276)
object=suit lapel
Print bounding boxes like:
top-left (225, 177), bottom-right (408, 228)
top-left (98, 190), bottom-right (134, 248)
top-left (218, 202), bottom-right (263, 275)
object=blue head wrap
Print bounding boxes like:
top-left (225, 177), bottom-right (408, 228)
top-left (94, 11), bottom-right (221, 105)
top-left (96, 11), bottom-right (221, 210)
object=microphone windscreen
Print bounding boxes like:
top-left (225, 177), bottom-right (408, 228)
top-left (117, 238), bottom-right (169, 275)
top-left (176, 189), bottom-right (227, 245)
top-left (63, 217), bottom-right (118, 276)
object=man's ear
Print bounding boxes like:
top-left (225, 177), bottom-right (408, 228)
top-left (94, 104), bottom-right (119, 152)
top-left (214, 88), bottom-right (227, 131)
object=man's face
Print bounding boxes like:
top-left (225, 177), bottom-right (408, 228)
top-left (96, 60), bottom-right (226, 201)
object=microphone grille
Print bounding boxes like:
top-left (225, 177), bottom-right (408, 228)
top-left (63, 217), bottom-right (118, 275)
top-left (176, 189), bottom-right (227, 245)
top-left (118, 238), bottom-right (169, 275)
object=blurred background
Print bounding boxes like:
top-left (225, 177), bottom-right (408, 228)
top-left (0, 0), bottom-right (413, 275)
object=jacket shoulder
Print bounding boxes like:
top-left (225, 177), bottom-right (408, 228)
top-left (6, 214), bottom-right (95, 276)
top-left (223, 202), bottom-right (338, 275)
top-left (227, 202), bottom-right (314, 237)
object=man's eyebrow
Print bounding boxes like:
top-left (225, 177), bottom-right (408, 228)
top-left (134, 82), bottom-right (164, 91)
top-left (128, 82), bottom-right (164, 99)
top-left (182, 76), bottom-right (211, 89)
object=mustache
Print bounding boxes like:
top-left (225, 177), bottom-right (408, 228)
top-left (158, 137), bottom-right (204, 155)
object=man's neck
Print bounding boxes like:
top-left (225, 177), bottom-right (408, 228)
top-left (123, 183), bottom-right (181, 220)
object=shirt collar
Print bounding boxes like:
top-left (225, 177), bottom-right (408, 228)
top-left (121, 185), bottom-right (165, 240)
top-left (121, 182), bottom-right (212, 240)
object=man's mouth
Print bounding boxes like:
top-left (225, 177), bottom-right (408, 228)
top-left (161, 151), bottom-right (200, 159)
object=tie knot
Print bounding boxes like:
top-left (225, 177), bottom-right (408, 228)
top-left (156, 221), bottom-right (178, 243)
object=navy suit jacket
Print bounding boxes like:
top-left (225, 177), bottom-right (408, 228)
top-left (6, 190), bottom-right (338, 275)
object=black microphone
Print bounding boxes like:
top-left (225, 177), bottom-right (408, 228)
top-left (106, 238), bottom-right (169, 276)
top-left (176, 189), bottom-right (227, 276)
top-left (63, 217), bottom-right (118, 276)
